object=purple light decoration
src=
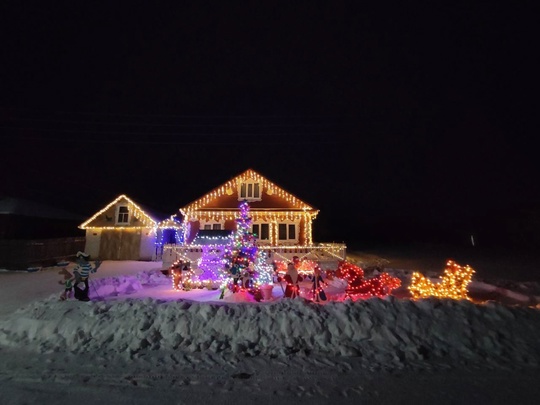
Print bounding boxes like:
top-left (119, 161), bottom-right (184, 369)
top-left (198, 245), bottom-right (228, 282)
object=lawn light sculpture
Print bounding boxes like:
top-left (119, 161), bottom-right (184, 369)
top-left (408, 260), bottom-right (475, 300)
top-left (335, 260), bottom-right (401, 299)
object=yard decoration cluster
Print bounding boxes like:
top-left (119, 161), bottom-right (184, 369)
top-left (408, 260), bottom-right (475, 300)
top-left (167, 200), bottom-right (405, 302)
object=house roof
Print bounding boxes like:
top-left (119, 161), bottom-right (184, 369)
top-left (181, 168), bottom-right (317, 214)
top-left (0, 197), bottom-right (84, 221)
top-left (158, 216), bottom-right (182, 229)
top-left (79, 194), bottom-right (161, 229)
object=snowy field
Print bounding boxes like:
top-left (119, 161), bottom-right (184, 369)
top-left (1, 251), bottom-right (540, 404)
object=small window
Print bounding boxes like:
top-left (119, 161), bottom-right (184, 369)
top-left (252, 224), bottom-right (260, 237)
top-left (204, 224), bottom-right (211, 230)
top-left (117, 206), bottom-right (129, 223)
top-left (212, 223), bottom-right (222, 230)
top-left (238, 181), bottom-right (261, 201)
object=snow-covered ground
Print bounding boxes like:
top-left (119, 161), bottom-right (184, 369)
top-left (1, 253), bottom-right (540, 404)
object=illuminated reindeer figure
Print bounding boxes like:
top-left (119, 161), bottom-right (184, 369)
top-left (335, 260), bottom-right (401, 299)
top-left (408, 260), bottom-right (475, 300)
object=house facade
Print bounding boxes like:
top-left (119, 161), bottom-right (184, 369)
top-left (162, 169), bottom-right (346, 268)
top-left (80, 195), bottom-right (176, 261)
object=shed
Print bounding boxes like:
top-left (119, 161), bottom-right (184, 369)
top-left (79, 195), bottom-right (162, 260)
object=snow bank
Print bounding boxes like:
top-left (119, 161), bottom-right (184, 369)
top-left (1, 295), bottom-right (539, 368)
top-left (89, 270), bottom-right (168, 298)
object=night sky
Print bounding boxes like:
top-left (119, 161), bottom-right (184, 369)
top-left (1, 3), bottom-right (537, 249)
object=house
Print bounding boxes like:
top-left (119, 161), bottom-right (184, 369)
top-left (162, 169), bottom-right (346, 268)
top-left (80, 194), bottom-right (180, 261)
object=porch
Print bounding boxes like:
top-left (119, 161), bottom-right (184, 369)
top-left (158, 242), bottom-right (347, 270)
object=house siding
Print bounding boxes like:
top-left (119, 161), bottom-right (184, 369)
top-left (84, 229), bottom-right (101, 259)
top-left (98, 229), bottom-right (142, 260)
top-left (139, 229), bottom-right (155, 260)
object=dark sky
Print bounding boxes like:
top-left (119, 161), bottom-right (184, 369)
top-left (0, 2), bottom-right (537, 247)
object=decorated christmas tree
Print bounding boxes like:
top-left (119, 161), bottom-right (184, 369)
top-left (220, 200), bottom-right (275, 300)
top-left (252, 249), bottom-right (274, 287)
top-left (222, 200), bottom-right (258, 293)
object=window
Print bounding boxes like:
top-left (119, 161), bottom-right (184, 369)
top-left (261, 223), bottom-right (269, 240)
top-left (288, 224), bottom-right (296, 240)
top-left (278, 224), bottom-right (287, 240)
top-left (278, 223), bottom-right (296, 241)
top-left (201, 221), bottom-right (223, 230)
top-left (239, 181), bottom-right (261, 201)
top-left (117, 206), bottom-right (129, 223)
top-left (252, 223), bottom-right (270, 240)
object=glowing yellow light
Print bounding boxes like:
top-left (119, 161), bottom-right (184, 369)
top-left (408, 260), bottom-right (475, 300)
top-left (79, 194), bottom-right (158, 230)
top-left (181, 169), bottom-right (316, 212)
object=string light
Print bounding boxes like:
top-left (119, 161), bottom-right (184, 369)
top-left (80, 194), bottom-right (158, 230)
top-left (170, 261), bottom-right (183, 291)
top-left (408, 260), bottom-right (475, 300)
top-left (335, 261), bottom-right (401, 299)
top-left (182, 169), bottom-right (316, 212)
top-left (179, 169), bottom-right (319, 245)
top-left (169, 260), bottom-right (195, 290)
top-left (197, 245), bottom-right (229, 288)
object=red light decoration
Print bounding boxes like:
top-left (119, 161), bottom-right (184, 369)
top-left (335, 260), bottom-right (401, 299)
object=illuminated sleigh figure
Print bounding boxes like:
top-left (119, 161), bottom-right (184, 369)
top-left (408, 260), bottom-right (475, 300)
top-left (335, 261), bottom-right (401, 300)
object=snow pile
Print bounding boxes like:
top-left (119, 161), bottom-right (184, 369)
top-left (1, 296), bottom-right (539, 368)
top-left (89, 270), bottom-right (168, 298)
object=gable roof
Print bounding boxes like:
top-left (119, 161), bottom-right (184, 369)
top-left (80, 194), bottom-right (159, 229)
top-left (158, 215), bottom-right (182, 229)
top-left (181, 168), bottom-right (316, 214)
